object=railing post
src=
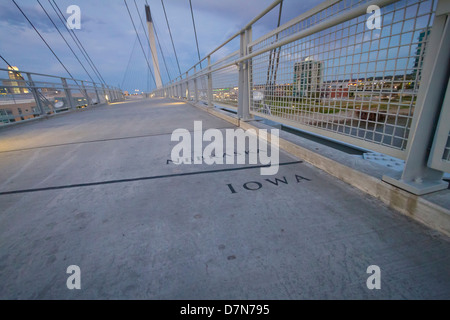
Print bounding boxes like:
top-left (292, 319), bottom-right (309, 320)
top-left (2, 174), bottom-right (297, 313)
top-left (110, 87), bottom-right (115, 101)
top-left (207, 56), bottom-right (213, 108)
top-left (26, 73), bottom-right (45, 116)
top-left (80, 81), bottom-right (91, 106)
top-left (186, 72), bottom-right (189, 100)
top-left (93, 83), bottom-right (101, 105)
top-left (244, 27), bottom-right (252, 120)
top-left (108, 85), bottom-right (114, 102)
top-left (383, 1), bottom-right (450, 195)
top-left (101, 84), bottom-right (109, 103)
top-left (194, 66), bottom-right (198, 103)
top-left (61, 78), bottom-right (75, 110)
top-left (105, 85), bottom-right (110, 102)
top-left (238, 27), bottom-right (252, 120)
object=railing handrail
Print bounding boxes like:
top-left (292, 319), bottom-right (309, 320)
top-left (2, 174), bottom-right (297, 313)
top-left (248, 0), bottom-right (342, 48)
top-left (0, 78), bottom-right (105, 88)
top-left (183, 0), bottom-right (282, 75)
top-left (0, 67), bottom-right (120, 91)
top-left (236, 0), bottom-right (396, 64)
top-left (175, 0), bottom-right (399, 84)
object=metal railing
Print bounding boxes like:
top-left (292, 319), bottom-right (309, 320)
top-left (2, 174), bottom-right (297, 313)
top-left (0, 68), bottom-right (123, 125)
top-left (152, 0), bottom-right (450, 195)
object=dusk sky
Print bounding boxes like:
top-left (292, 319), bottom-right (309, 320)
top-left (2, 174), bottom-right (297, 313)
top-left (0, 0), bottom-right (321, 92)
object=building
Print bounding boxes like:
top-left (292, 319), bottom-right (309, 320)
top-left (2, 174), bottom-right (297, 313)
top-left (324, 84), bottom-right (349, 99)
top-left (0, 67), bottom-right (38, 124)
top-left (3, 66), bottom-right (29, 94)
top-left (0, 103), bottom-right (39, 124)
top-left (413, 29), bottom-right (430, 81)
top-left (293, 58), bottom-right (323, 98)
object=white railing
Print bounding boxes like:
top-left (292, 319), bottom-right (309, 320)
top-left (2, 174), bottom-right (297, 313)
top-left (152, 0), bottom-right (450, 195)
top-left (0, 68), bottom-right (123, 124)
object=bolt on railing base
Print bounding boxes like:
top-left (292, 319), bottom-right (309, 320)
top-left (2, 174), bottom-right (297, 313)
top-left (382, 172), bottom-right (448, 196)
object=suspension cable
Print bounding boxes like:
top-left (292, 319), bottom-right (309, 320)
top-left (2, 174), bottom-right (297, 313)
top-left (50, 0), bottom-right (107, 86)
top-left (272, 0), bottom-right (284, 85)
top-left (0, 54), bottom-right (13, 68)
top-left (154, 22), bottom-right (179, 81)
top-left (121, 36), bottom-right (139, 89)
top-left (11, 0), bottom-right (76, 80)
top-left (37, 0), bottom-right (95, 83)
top-left (153, 22), bottom-right (172, 81)
top-left (161, 0), bottom-right (181, 77)
top-left (189, 0), bottom-right (202, 69)
top-left (266, 0), bottom-right (284, 87)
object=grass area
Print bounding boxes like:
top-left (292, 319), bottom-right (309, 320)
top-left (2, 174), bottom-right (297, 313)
top-left (213, 99), bottom-right (238, 107)
top-left (259, 96), bottom-right (415, 115)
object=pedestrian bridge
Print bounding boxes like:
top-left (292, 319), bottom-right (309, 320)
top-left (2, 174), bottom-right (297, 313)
top-left (0, 97), bottom-right (449, 299)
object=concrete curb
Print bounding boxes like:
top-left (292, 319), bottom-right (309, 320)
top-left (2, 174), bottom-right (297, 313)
top-left (185, 99), bottom-right (450, 237)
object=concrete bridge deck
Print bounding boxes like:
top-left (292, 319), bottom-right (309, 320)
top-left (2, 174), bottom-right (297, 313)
top-left (0, 97), bottom-right (449, 299)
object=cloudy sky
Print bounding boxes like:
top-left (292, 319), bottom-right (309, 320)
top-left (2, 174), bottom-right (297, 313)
top-left (0, 0), bottom-right (321, 92)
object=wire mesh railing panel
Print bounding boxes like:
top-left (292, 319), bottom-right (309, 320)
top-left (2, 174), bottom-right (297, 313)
top-left (97, 88), bottom-right (108, 104)
top-left (249, 0), bottom-right (437, 157)
top-left (196, 74), bottom-right (208, 103)
top-left (0, 68), bottom-right (39, 124)
top-left (69, 89), bottom-right (88, 108)
top-left (212, 66), bottom-right (239, 107)
top-left (85, 89), bottom-right (100, 105)
top-left (181, 82), bottom-right (187, 99)
top-left (188, 78), bottom-right (195, 100)
top-left (0, 67), bottom-right (122, 125)
top-left (211, 53), bottom-right (239, 107)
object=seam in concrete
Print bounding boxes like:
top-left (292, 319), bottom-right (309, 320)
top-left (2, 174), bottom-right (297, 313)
top-left (0, 161), bottom-right (302, 196)
top-left (180, 98), bottom-right (450, 237)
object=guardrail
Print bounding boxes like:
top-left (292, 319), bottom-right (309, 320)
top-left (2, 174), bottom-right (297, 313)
top-left (0, 67), bottom-right (123, 124)
top-left (152, 0), bottom-right (450, 195)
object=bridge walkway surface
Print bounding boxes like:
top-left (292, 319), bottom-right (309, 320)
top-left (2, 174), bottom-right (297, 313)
top-left (0, 97), bottom-right (449, 299)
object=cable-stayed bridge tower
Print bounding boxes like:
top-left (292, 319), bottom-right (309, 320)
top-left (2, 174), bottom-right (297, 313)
top-left (145, 5), bottom-right (162, 89)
